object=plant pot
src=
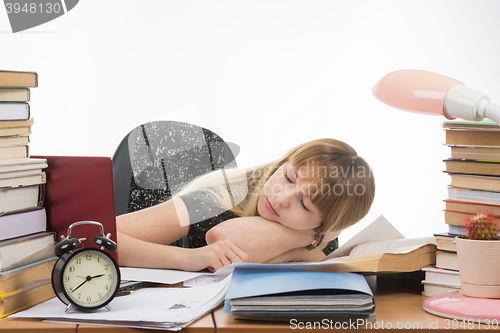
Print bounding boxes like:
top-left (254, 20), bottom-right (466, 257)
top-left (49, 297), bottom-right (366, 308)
top-left (455, 237), bottom-right (500, 298)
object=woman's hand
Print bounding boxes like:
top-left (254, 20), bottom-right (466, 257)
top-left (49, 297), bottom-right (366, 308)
top-left (183, 240), bottom-right (248, 272)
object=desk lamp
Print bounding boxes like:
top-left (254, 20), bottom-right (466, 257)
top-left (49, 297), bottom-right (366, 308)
top-left (372, 69), bottom-right (500, 124)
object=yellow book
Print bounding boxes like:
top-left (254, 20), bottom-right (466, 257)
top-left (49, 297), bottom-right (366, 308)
top-left (0, 258), bottom-right (56, 297)
top-left (0, 281), bottom-right (54, 318)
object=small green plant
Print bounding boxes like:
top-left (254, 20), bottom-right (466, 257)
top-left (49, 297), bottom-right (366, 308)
top-left (464, 212), bottom-right (500, 240)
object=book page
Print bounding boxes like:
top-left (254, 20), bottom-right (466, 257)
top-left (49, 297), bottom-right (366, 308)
top-left (349, 236), bottom-right (436, 256)
top-left (322, 215), bottom-right (404, 261)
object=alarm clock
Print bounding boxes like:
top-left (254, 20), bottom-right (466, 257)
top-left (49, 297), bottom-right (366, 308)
top-left (51, 221), bottom-right (120, 313)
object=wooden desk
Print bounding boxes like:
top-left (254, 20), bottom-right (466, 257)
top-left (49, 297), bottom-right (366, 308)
top-left (0, 309), bottom-right (215, 333)
top-left (0, 313), bottom-right (215, 333)
top-left (77, 311), bottom-right (216, 333)
top-left (0, 317), bottom-right (76, 333)
top-left (213, 276), bottom-right (486, 332)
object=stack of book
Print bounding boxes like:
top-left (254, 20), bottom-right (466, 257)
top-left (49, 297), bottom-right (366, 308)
top-left (0, 70), bottom-right (36, 159)
top-left (443, 119), bottom-right (500, 234)
top-left (0, 69), bottom-right (56, 318)
top-left (421, 234), bottom-right (460, 296)
top-left (422, 120), bottom-right (500, 296)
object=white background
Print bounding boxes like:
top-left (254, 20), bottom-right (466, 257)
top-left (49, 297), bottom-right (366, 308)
top-left (2, 0), bottom-right (500, 243)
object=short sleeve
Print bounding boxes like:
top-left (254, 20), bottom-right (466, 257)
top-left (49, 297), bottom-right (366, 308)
top-left (179, 190), bottom-right (231, 225)
top-left (178, 190), bottom-right (238, 248)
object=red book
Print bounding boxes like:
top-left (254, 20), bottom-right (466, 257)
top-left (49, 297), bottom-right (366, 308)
top-left (31, 156), bottom-right (118, 261)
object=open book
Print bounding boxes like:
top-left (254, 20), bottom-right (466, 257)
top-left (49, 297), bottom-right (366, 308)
top-left (311, 215), bottom-right (436, 273)
top-left (313, 236), bottom-right (436, 273)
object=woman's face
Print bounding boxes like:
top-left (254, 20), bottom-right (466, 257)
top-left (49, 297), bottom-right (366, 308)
top-left (257, 162), bottom-right (323, 230)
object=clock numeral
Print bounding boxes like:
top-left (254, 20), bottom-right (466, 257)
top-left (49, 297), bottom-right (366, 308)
top-left (105, 284), bottom-right (109, 290)
top-left (76, 258), bottom-right (82, 264)
top-left (68, 266), bottom-right (75, 272)
top-left (77, 293), bottom-right (81, 300)
top-left (87, 296), bottom-right (91, 302)
top-left (86, 254), bottom-right (92, 261)
top-left (64, 276), bottom-right (70, 282)
top-left (108, 274), bottom-right (113, 280)
top-left (98, 293), bottom-right (103, 300)
top-left (104, 263), bottom-right (109, 270)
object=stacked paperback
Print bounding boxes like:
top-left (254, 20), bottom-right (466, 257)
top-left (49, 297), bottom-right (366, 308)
top-left (423, 119), bottom-right (500, 296)
top-left (0, 69), bottom-right (56, 318)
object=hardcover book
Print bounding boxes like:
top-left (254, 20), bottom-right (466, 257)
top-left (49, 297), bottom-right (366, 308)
top-left (0, 103), bottom-right (30, 121)
top-left (0, 208), bottom-right (47, 242)
top-left (0, 232), bottom-right (55, 272)
top-left (0, 70), bottom-right (38, 88)
top-left (0, 88), bottom-right (30, 102)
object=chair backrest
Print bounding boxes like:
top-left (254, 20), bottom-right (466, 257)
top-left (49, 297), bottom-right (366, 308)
top-left (112, 121), bottom-right (238, 217)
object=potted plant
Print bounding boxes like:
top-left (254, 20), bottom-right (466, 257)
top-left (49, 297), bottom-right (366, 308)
top-left (455, 212), bottom-right (500, 298)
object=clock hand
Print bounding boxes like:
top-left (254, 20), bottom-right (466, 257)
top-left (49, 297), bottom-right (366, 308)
top-left (71, 274), bottom-right (106, 293)
top-left (72, 276), bottom-right (91, 293)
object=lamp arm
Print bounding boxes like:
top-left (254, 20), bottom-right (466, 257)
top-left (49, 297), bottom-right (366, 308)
top-left (444, 84), bottom-right (491, 121)
top-left (485, 103), bottom-right (500, 125)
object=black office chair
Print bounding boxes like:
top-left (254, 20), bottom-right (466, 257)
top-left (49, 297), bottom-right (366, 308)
top-left (112, 120), bottom-right (238, 244)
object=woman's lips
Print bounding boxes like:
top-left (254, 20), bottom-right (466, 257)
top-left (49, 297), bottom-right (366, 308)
top-left (265, 199), bottom-right (279, 216)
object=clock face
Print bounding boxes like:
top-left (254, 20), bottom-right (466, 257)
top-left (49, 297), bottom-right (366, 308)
top-left (58, 248), bottom-right (120, 310)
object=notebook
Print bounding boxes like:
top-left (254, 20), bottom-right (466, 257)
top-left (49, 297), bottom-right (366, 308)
top-left (31, 156), bottom-right (118, 261)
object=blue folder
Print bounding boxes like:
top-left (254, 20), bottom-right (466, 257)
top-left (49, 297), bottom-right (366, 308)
top-left (224, 267), bottom-right (375, 320)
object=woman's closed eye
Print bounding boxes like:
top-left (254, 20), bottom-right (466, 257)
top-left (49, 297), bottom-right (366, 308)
top-left (299, 197), bottom-right (310, 211)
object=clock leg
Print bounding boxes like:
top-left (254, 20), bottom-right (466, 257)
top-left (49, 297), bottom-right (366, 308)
top-left (65, 303), bottom-right (73, 314)
top-left (105, 305), bottom-right (111, 311)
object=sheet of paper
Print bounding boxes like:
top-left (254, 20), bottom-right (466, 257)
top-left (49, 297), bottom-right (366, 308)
top-left (151, 276), bottom-right (230, 323)
top-left (230, 261), bottom-right (341, 269)
top-left (119, 267), bottom-right (211, 284)
top-left (322, 215), bottom-right (404, 260)
top-left (12, 288), bottom-right (189, 322)
top-left (183, 274), bottom-right (229, 287)
top-left (349, 236), bottom-right (436, 256)
top-left (12, 276), bottom-right (231, 330)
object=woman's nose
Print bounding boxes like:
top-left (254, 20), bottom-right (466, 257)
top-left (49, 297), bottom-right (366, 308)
top-left (275, 190), bottom-right (292, 207)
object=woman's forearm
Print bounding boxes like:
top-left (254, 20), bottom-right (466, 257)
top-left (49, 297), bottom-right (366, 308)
top-left (205, 216), bottom-right (316, 263)
top-left (117, 231), bottom-right (248, 272)
top-left (117, 231), bottom-right (187, 269)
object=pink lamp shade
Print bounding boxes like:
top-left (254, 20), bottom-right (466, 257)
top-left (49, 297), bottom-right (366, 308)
top-left (372, 69), bottom-right (462, 118)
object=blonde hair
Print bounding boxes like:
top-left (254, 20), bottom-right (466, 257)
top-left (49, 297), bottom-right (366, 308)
top-left (175, 138), bottom-right (375, 233)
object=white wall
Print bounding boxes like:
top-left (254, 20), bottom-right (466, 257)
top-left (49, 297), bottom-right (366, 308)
top-left (2, 0), bottom-right (500, 243)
